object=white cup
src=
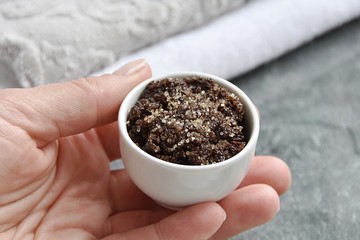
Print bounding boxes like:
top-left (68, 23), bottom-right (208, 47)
top-left (118, 72), bottom-right (260, 209)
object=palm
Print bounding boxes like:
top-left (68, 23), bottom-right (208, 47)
top-left (35, 129), bottom-right (114, 239)
top-left (1, 123), bottom-right (165, 239)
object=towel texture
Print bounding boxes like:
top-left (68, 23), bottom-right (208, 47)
top-left (96, 0), bottom-right (360, 79)
top-left (0, 0), bottom-right (247, 88)
top-left (1, 0), bottom-right (360, 89)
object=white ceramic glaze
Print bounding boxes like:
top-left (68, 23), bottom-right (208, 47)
top-left (118, 72), bottom-right (260, 209)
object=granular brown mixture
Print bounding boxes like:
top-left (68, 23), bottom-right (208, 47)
top-left (126, 76), bottom-right (246, 165)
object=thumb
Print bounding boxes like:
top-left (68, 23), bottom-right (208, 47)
top-left (0, 59), bottom-right (151, 147)
top-left (102, 202), bottom-right (226, 240)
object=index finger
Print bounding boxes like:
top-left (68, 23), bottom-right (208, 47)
top-left (0, 59), bottom-right (151, 147)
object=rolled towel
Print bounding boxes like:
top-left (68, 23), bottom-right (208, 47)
top-left (0, 0), bottom-right (248, 88)
top-left (95, 0), bottom-right (360, 80)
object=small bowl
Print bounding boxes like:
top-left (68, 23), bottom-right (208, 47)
top-left (118, 72), bottom-right (260, 209)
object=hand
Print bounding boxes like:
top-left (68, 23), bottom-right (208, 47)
top-left (0, 59), bottom-right (291, 240)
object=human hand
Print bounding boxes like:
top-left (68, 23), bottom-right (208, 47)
top-left (0, 59), bottom-right (291, 240)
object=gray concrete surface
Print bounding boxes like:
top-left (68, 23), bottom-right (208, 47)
top-left (231, 18), bottom-right (360, 239)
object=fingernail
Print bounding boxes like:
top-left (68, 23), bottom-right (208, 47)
top-left (222, 210), bottom-right (227, 222)
top-left (113, 58), bottom-right (147, 77)
top-left (219, 206), bottom-right (227, 222)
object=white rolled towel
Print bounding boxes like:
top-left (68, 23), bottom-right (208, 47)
top-left (95, 0), bottom-right (360, 80)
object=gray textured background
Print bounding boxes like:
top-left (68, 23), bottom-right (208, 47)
top-left (231, 18), bottom-right (360, 239)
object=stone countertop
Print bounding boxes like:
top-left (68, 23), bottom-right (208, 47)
top-left (231, 18), bottom-right (360, 240)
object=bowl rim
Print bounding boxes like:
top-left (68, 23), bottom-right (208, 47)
top-left (118, 71), bottom-right (260, 171)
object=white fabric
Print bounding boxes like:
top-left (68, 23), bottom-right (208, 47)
top-left (95, 0), bottom-right (360, 80)
top-left (0, 0), bottom-right (247, 88)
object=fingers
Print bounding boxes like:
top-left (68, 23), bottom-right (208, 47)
top-left (106, 157), bottom-right (290, 239)
top-left (239, 156), bottom-right (292, 195)
top-left (105, 186), bottom-right (279, 240)
top-left (211, 184), bottom-right (280, 240)
top-left (211, 156), bottom-right (291, 239)
top-left (109, 169), bottom-right (159, 212)
top-left (102, 202), bottom-right (226, 240)
top-left (1, 59), bottom-right (151, 147)
top-left (109, 156), bottom-right (291, 213)
top-left (105, 209), bottom-right (173, 234)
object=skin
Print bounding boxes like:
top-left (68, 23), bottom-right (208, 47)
top-left (0, 59), bottom-right (291, 240)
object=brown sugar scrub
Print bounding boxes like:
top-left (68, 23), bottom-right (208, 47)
top-left (126, 76), bottom-right (247, 165)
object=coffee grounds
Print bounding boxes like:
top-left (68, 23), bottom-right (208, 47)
top-left (127, 76), bottom-right (246, 165)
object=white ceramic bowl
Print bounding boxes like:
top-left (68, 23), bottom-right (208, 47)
top-left (118, 72), bottom-right (260, 209)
